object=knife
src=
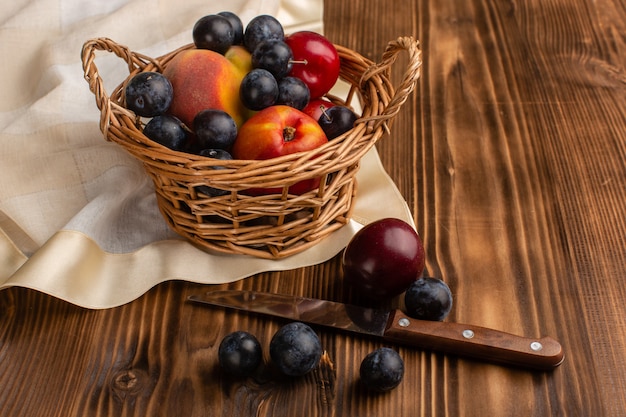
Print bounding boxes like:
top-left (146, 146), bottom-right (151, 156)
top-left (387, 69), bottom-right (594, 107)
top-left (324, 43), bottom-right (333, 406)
top-left (188, 290), bottom-right (564, 371)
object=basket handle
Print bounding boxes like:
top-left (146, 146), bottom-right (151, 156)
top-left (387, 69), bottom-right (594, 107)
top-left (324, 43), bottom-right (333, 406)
top-left (358, 36), bottom-right (422, 133)
top-left (81, 37), bottom-right (160, 136)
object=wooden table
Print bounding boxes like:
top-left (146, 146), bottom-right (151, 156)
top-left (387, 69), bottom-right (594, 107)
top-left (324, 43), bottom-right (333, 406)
top-left (1, 0), bottom-right (625, 415)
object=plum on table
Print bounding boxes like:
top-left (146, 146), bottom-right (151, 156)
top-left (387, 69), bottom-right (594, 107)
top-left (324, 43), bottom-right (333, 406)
top-left (404, 277), bottom-right (453, 321)
top-left (218, 331), bottom-right (263, 377)
top-left (342, 218), bottom-right (426, 299)
top-left (269, 322), bottom-right (322, 377)
top-left (359, 347), bottom-right (404, 392)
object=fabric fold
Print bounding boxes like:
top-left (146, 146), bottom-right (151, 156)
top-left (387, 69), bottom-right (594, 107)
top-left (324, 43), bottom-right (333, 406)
top-left (0, 0), bottom-right (416, 309)
top-left (1, 146), bottom-right (414, 309)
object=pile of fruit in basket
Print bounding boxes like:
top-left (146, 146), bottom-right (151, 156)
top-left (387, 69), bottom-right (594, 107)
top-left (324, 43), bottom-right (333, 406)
top-left (124, 12), bottom-right (359, 197)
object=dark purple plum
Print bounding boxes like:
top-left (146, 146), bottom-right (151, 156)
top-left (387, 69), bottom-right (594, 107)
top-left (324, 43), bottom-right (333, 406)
top-left (342, 218), bottom-right (425, 299)
top-left (404, 277), bottom-right (453, 321)
top-left (192, 109), bottom-right (237, 151)
top-left (252, 40), bottom-right (293, 79)
top-left (217, 11), bottom-right (244, 45)
top-left (143, 115), bottom-right (188, 151)
top-left (318, 105), bottom-right (358, 139)
top-left (125, 72), bottom-right (173, 117)
top-left (277, 76), bottom-right (310, 110)
top-left (269, 322), bottom-right (322, 377)
top-left (243, 14), bottom-right (284, 52)
top-left (218, 331), bottom-right (263, 377)
top-left (239, 68), bottom-right (279, 111)
top-left (359, 348), bottom-right (404, 392)
top-left (193, 14), bottom-right (235, 54)
top-left (195, 149), bottom-right (232, 197)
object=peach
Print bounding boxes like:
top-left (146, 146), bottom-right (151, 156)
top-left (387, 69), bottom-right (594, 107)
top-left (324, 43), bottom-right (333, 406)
top-left (162, 49), bottom-right (248, 128)
top-left (224, 45), bottom-right (253, 77)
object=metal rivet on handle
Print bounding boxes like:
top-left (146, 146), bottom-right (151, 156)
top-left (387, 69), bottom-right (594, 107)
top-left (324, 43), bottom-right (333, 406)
top-left (530, 341), bottom-right (543, 351)
top-left (462, 329), bottom-right (475, 339)
top-left (398, 318), bottom-right (410, 327)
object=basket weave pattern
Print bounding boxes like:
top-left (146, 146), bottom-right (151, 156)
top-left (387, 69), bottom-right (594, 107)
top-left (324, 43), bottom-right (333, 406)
top-left (81, 37), bottom-right (422, 259)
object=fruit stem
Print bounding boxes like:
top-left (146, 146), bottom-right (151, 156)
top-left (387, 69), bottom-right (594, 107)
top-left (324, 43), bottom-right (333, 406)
top-left (289, 59), bottom-right (308, 65)
top-left (320, 106), bottom-right (332, 122)
top-left (283, 126), bottom-right (297, 142)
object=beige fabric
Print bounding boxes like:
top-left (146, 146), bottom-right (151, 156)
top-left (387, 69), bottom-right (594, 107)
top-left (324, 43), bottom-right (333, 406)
top-left (0, 0), bottom-right (413, 308)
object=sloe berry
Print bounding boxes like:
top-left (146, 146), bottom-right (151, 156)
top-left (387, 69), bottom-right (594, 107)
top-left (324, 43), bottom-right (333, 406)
top-left (218, 331), bottom-right (263, 377)
top-left (359, 347), bottom-right (404, 392)
top-left (404, 277), bottom-right (453, 321)
top-left (125, 72), bottom-right (173, 118)
top-left (270, 322), bottom-right (322, 377)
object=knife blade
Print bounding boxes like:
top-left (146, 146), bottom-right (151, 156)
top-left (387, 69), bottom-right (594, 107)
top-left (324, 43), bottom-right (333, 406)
top-left (188, 290), bottom-right (564, 370)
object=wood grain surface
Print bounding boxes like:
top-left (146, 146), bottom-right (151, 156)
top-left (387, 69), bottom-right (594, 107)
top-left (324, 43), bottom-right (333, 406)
top-left (1, 0), bottom-right (625, 416)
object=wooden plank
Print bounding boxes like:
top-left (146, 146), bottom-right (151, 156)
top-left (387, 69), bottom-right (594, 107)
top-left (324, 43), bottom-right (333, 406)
top-left (0, 0), bottom-right (624, 415)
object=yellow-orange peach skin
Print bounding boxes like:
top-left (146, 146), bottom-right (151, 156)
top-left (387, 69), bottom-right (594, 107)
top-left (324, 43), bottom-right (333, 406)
top-left (163, 48), bottom-right (249, 128)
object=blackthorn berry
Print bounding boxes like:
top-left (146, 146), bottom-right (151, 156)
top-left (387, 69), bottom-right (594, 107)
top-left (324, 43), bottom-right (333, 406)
top-left (143, 115), bottom-right (188, 151)
top-left (270, 322), bottom-right (322, 377)
top-left (125, 72), bottom-right (173, 118)
top-left (404, 277), bottom-right (453, 321)
top-left (218, 331), bottom-right (263, 377)
top-left (359, 347), bottom-right (404, 392)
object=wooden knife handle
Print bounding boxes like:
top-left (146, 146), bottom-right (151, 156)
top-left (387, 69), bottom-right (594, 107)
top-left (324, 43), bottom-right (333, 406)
top-left (383, 310), bottom-right (564, 370)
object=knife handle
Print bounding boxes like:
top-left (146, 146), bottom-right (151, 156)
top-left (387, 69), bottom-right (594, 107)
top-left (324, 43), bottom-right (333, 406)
top-left (383, 310), bottom-right (564, 370)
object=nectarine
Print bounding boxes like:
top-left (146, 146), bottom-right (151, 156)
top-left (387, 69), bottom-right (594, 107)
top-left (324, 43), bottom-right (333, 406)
top-left (163, 49), bottom-right (248, 128)
top-left (232, 105), bottom-right (328, 195)
top-left (224, 45), bottom-right (253, 77)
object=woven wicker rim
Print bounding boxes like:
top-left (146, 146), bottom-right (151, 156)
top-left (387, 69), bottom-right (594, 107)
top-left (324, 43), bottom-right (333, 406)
top-left (81, 36), bottom-right (422, 259)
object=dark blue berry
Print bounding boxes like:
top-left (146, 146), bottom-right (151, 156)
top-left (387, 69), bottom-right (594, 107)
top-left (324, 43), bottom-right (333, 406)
top-left (199, 148), bottom-right (232, 159)
top-left (240, 68), bottom-right (278, 111)
top-left (359, 347), bottom-right (404, 392)
top-left (277, 76), bottom-right (310, 110)
top-left (195, 149), bottom-right (232, 197)
top-left (143, 115), bottom-right (188, 151)
top-left (193, 109), bottom-right (237, 151)
top-left (193, 15), bottom-right (235, 54)
top-left (244, 15), bottom-right (284, 53)
top-left (217, 11), bottom-right (244, 45)
top-left (318, 105), bottom-right (358, 139)
top-left (270, 322), bottom-right (322, 377)
top-left (125, 72), bottom-right (173, 117)
top-left (252, 40), bottom-right (293, 79)
top-left (404, 277), bottom-right (453, 321)
top-left (218, 331), bottom-right (263, 377)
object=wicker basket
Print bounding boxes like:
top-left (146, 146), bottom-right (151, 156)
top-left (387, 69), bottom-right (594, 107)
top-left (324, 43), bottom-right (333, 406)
top-left (81, 36), bottom-right (422, 259)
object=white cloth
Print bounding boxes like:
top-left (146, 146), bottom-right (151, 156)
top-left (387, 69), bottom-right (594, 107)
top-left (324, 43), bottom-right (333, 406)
top-left (0, 0), bottom-right (414, 308)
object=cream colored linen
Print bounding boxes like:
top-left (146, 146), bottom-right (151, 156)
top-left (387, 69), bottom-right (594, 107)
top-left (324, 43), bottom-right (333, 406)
top-left (0, 0), bottom-right (414, 308)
